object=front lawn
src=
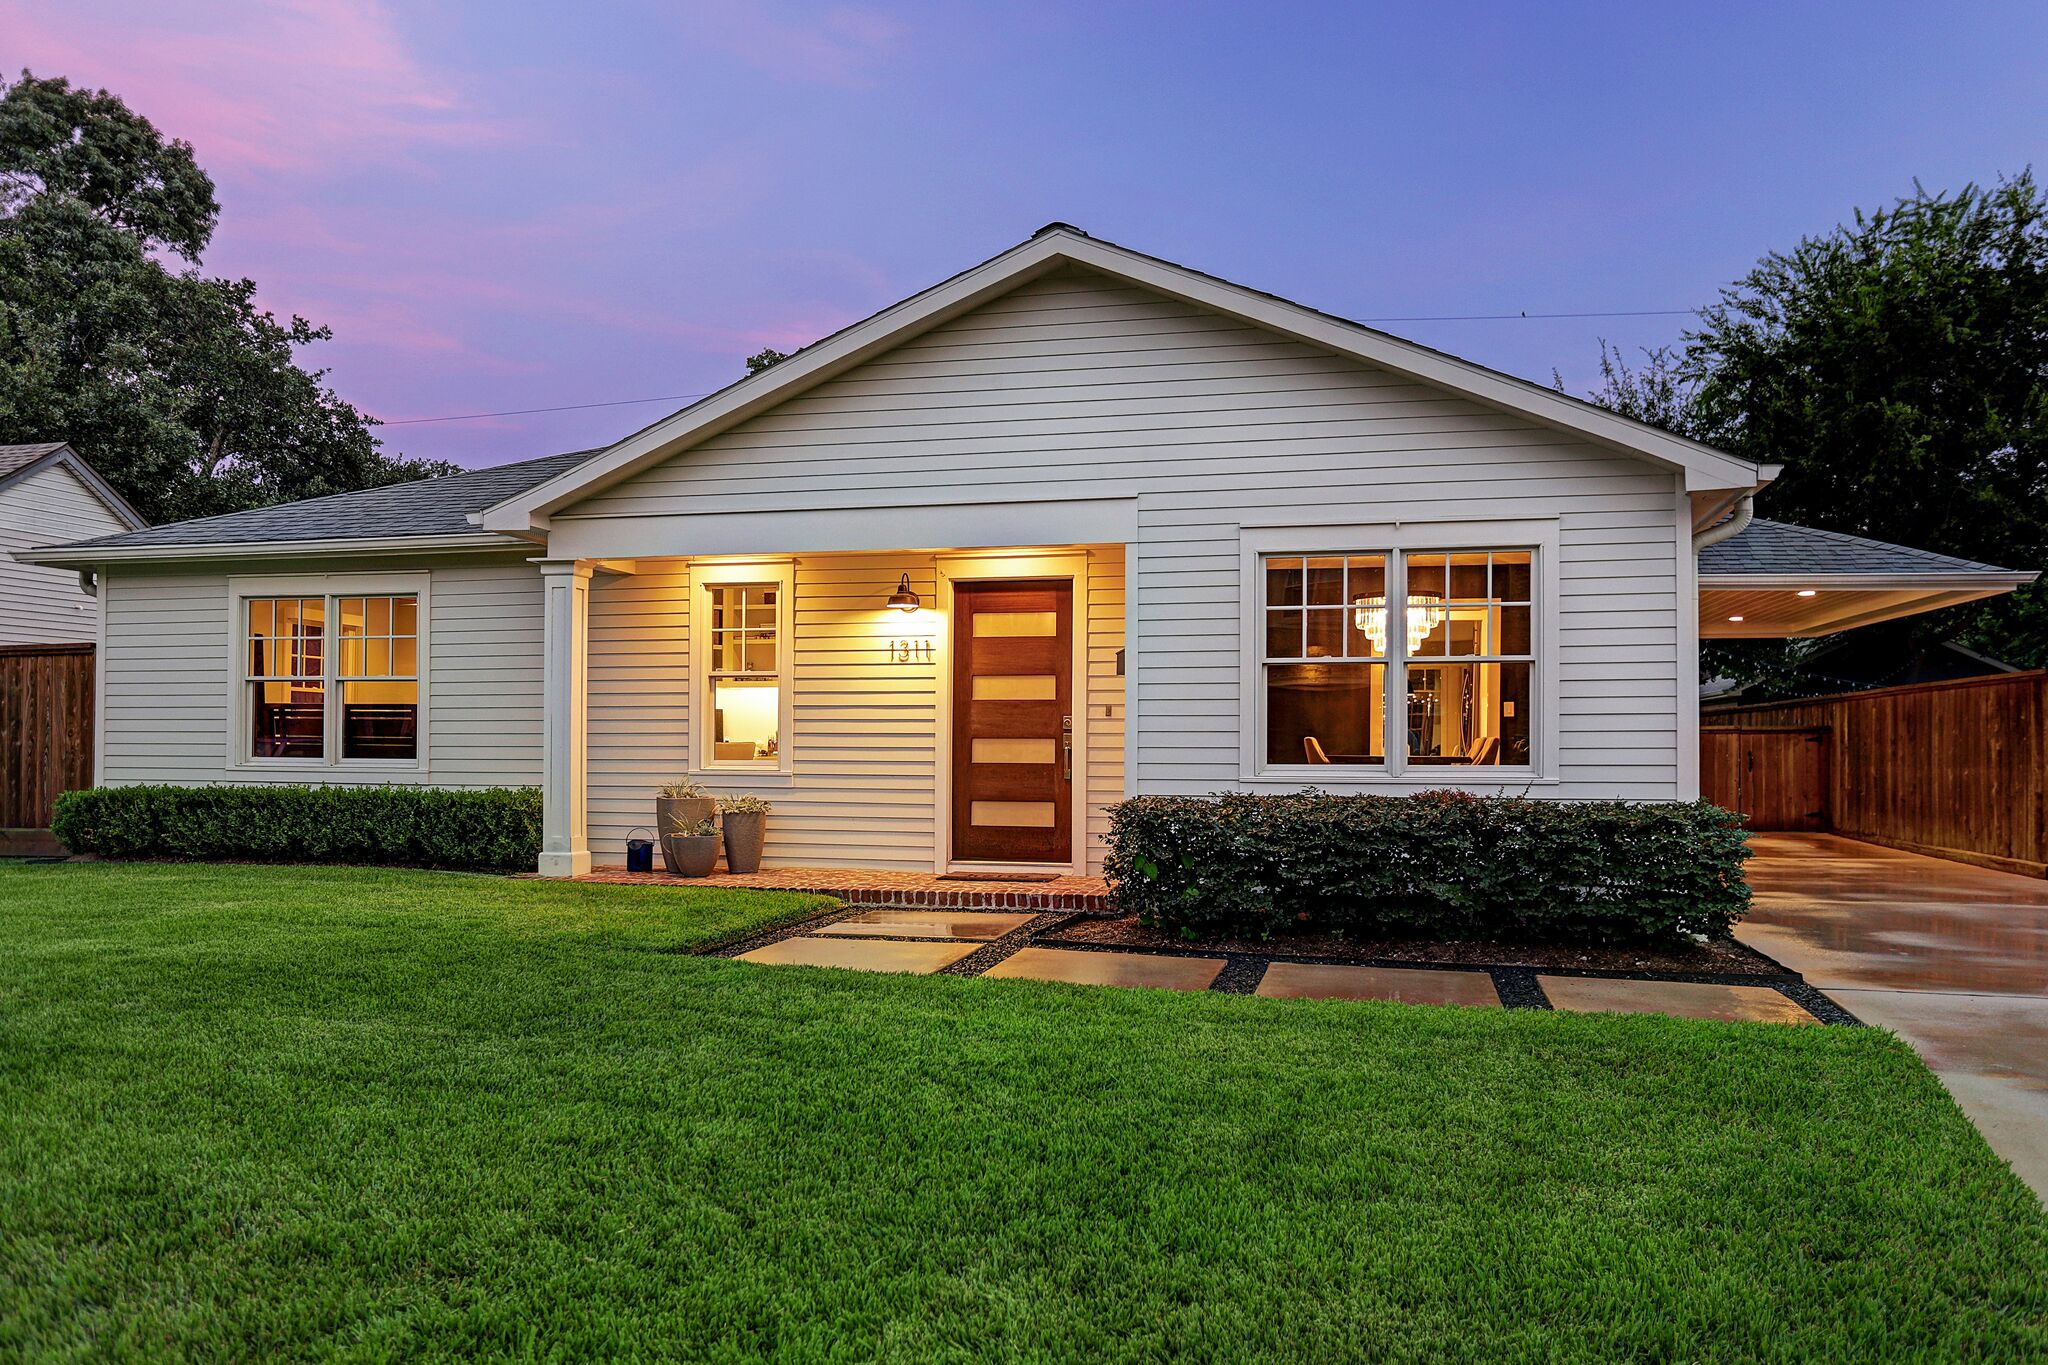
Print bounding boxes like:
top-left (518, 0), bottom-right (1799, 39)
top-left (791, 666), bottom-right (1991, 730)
top-left (2, 864), bottom-right (2043, 1361)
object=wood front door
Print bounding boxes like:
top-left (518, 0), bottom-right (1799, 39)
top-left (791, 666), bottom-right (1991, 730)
top-left (951, 581), bottom-right (1074, 864)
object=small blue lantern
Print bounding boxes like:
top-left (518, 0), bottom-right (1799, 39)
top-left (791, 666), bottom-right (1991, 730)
top-left (624, 827), bottom-right (656, 874)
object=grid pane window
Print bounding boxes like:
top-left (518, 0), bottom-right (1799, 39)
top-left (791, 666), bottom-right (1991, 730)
top-left (1262, 554), bottom-right (1387, 765)
top-left (707, 583), bottom-right (779, 761)
top-left (1262, 549), bottom-right (1535, 770)
top-left (336, 594), bottom-right (419, 760)
top-left (1405, 552), bottom-right (1533, 767)
top-left (246, 597), bottom-right (326, 758)
top-left (243, 591), bottom-right (421, 763)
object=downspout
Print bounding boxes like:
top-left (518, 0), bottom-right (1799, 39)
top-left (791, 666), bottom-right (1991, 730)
top-left (1692, 492), bottom-right (1754, 551)
top-left (77, 569), bottom-right (98, 597)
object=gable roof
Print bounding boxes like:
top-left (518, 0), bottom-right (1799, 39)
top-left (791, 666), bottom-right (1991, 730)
top-left (1701, 518), bottom-right (2027, 582)
top-left (0, 442), bottom-right (147, 531)
top-left (17, 449), bottom-right (594, 564)
top-left (479, 224), bottom-right (1769, 535)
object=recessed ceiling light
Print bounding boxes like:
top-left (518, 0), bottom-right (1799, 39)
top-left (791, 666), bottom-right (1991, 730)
top-left (1796, 589), bottom-right (1817, 597)
top-left (1728, 615), bottom-right (1745, 622)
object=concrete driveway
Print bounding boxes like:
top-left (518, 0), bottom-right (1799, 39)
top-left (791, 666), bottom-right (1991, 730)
top-left (1739, 833), bottom-right (2048, 1200)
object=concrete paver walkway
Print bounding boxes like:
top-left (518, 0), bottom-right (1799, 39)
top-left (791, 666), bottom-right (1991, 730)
top-left (1740, 833), bottom-right (2048, 1199)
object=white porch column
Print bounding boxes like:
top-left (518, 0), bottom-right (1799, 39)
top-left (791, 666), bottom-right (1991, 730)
top-left (537, 559), bottom-right (593, 877)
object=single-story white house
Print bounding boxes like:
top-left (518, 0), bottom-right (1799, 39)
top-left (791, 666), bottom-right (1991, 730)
top-left (16, 227), bottom-right (2034, 876)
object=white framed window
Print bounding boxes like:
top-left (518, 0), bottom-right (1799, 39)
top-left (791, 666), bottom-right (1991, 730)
top-left (689, 560), bottom-right (794, 774)
top-left (230, 573), bottom-right (428, 770)
top-left (1240, 522), bottom-right (1557, 784)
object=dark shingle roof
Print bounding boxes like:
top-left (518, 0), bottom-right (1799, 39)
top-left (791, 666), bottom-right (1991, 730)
top-left (1702, 518), bottom-right (2016, 577)
top-left (0, 442), bottom-right (69, 479)
top-left (44, 449), bottom-right (599, 551)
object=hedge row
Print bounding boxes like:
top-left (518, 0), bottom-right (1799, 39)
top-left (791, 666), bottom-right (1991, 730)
top-left (1103, 790), bottom-right (1750, 944)
top-left (51, 784), bottom-right (542, 873)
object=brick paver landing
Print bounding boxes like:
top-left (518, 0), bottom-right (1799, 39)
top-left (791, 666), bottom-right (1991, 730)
top-left (579, 865), bottom-right (1109, 912)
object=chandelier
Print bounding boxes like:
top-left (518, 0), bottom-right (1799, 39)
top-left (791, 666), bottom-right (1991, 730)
top-left (1353, 594), bottom-right (1445, 655)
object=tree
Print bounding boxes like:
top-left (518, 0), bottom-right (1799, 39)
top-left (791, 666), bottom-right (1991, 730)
top-left (0, 71), bottom-right (455, 525)
top-left (1570, 173), bottom-right (2048, 675)
top-left (745, 347), bottom-right (790, 375)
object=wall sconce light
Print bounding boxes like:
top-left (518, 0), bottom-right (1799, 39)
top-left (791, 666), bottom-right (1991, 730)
top-left (886, 573), bottom-right (921, 612)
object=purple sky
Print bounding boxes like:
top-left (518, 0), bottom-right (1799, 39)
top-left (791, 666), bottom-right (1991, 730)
top-left (10, 2), bottom-right (2046, 469)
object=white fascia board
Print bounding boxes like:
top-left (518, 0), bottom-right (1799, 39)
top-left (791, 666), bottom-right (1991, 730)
top-left (14, 532), bottom-right (524, 567)
top-left (481, 228), bottom-right (1766, 533)
top-left (1700, 571), bottom-right (2038, 590)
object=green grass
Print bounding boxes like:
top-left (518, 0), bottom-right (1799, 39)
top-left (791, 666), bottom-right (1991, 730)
top-left (1, 864), bottom-right (2043, 1362)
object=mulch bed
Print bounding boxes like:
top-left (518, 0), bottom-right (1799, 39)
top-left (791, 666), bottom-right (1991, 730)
top-left (1042, 916), bottom-right (1782, 976)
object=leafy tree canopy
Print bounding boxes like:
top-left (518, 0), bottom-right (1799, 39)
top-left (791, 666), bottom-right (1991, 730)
top-left (1571, 173), bottom-right (2048, 677)
top-left (744, 347), bottom-right (791, 375)
top-left (0, 71), bottom-right (455, 526)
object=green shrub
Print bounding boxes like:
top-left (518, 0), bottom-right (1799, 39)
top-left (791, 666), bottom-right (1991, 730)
top-left (1104, 790), bottom-right (1750, 944)
top-left (51, 785), bottom-right (542, 873)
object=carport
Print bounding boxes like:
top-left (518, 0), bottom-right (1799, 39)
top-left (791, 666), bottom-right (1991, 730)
top-left (1697, 518), bottom-right (2041, 876)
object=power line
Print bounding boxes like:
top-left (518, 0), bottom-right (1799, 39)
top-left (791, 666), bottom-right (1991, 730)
top-left (376, 306), bottom-right (1699, 426)
top-left (1357, 307), bottom-right (1696, 322)
top-left (379, 393), bottom-right (711, 426)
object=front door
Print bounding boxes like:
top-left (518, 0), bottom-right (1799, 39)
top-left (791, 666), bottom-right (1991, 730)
top-left (951, 581), bottom-right (1073, 864)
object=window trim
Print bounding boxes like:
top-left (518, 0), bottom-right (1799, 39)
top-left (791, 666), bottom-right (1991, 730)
top-left (226, 571), bottom-right (431, 775)
top-left (687, 559), bottom-right (794, 776)
top-left (1236, 520), bottom-right (1560, 787)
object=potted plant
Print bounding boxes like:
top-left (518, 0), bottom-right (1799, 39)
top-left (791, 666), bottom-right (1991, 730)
top-left (661, 815), bottom-right (722, 878)
top-left (718, 794), bottom-right (772, 874)
top-left (654, 778), bottom-right (715, 872)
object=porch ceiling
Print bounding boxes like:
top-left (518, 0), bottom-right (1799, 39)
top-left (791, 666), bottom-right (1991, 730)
top-left (1700, 580), bottom-right (2024, 638)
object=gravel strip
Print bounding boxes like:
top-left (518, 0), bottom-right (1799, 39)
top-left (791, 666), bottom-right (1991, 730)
top-left (1209, 956), bottom-right (1270, 995)
top-left (1490, 969), bottom-right (1550, 1010)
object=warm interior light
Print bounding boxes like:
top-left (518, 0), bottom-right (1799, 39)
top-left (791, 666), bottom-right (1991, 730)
top-left (1796, 589), bottom-right (1817, 597)
top-left (1354, 594), bottom-right (1444, 654)
top-left (885, 573), bottom-right (921, 612)
top-left (1728, 614), bottom-right (1745, 622)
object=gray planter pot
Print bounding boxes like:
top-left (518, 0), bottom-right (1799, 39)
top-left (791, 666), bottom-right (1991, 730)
top-left (660, 833), bottom-right (721, 878)
top-left (721, 810), bottom-right (765, 874)
top-left (654, 796), bottom-right (716, 871)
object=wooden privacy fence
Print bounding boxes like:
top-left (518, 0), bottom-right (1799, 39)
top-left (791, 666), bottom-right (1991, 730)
top-left (1, 643), bottom-right (94, 849)
top-left (1702, 670), bottom-right (2048, 878)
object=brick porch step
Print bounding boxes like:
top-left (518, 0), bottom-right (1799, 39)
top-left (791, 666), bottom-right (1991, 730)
top-left (578, 864), bottom-right (1112, 914)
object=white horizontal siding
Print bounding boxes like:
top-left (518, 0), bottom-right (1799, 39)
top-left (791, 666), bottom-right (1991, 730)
top-left (586, 547), bottom-right (1125, 874)
top-left (564, 265), bottom-right (1685, 801)
top-left (99, 555), bottom-right (545, 790)
top-left (0, 463), bottom-right (130, 644)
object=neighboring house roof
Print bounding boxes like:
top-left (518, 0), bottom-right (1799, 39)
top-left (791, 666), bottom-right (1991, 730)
top-left (0, 442), bottom-right (147, 530)
top-left (479, 224), bottom-right (1771, 534)
top-left (1701, 518), bottom-right (2014, 579)
top-left (21, 449), bottom-right (597, 562)
top-left (0, 442), bottom-right (70, 478)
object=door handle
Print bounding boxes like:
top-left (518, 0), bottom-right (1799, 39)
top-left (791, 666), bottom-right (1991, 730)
top-left (1061, 715), bottom-right (1073, 781)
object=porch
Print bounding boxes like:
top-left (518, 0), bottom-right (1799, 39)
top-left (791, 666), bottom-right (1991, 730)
top-left (539, 542), bottom-right (1129, 880)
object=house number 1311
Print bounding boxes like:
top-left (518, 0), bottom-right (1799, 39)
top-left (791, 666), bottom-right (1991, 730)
top-left (887, 639), bottom-right (934, 664)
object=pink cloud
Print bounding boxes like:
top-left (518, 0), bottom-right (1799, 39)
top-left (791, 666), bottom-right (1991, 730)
top-left (0, 0), bottom-right (515, 176)
top-left (672, 3), bottom-right (906, 88)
